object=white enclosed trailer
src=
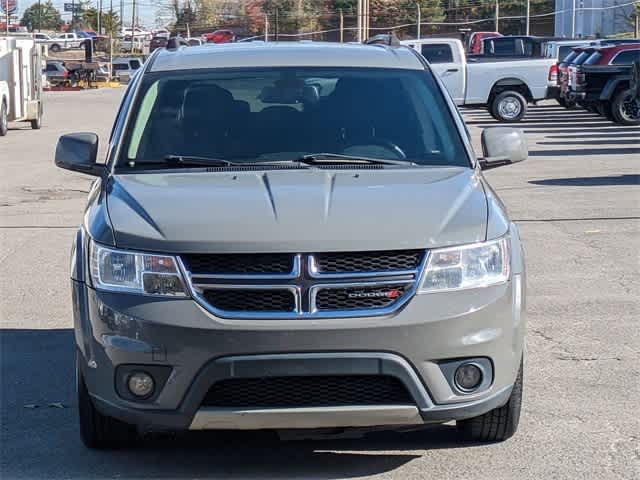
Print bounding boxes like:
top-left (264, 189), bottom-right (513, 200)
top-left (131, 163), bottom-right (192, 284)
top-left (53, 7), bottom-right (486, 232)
top-left (0, 36), bottom-right (44, 136)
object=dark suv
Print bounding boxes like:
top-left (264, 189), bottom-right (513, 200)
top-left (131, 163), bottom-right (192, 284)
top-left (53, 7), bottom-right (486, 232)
top-left (573, 44), bottom-right (640, 124)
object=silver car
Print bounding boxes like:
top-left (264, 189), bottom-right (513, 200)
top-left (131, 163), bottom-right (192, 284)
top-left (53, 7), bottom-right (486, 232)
top-left (55, 40), bottom-right (527, 449)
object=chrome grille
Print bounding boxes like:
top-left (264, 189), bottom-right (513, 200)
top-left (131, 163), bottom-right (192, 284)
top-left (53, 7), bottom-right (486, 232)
top-left (201, 375), bottom-right (413, 408)
top-left (180, 250), bottom-right (426, 319)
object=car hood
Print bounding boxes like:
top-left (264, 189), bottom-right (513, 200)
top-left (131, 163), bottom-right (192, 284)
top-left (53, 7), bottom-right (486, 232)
top-left (106, 167), bottom-right (487, 253)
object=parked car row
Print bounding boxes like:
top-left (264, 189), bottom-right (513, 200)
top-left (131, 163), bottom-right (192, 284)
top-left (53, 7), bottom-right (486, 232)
top-left (553, 42), bottom-right (639, 125)
top-left (44, 57), bottom-right (142, 85)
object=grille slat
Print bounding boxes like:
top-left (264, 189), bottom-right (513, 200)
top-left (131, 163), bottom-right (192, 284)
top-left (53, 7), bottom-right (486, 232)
top-left (201, 375), bottom-right (413, 408)
top-left (315, 251), bottom-right (422, 273)
top-left (202, 289), bottom-right (296, 312)
top-left (315, 284), bottom-right (409, 311)
top-left (183, 253), bottom-right (294, 275)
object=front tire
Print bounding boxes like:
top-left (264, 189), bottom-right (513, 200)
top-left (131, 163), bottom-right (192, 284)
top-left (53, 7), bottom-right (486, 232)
top-left (457, 359), bottom-right (523, 443)
top-left (77, 354), bottom-right (137, 449)
top-left (0, 100), bottom-right (7, 136)
top-left (611, 88), bottom-right (640, 126)
top-left (490, 91), bottom-right (527, 122)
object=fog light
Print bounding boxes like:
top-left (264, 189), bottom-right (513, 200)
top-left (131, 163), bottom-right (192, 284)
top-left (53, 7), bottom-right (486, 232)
top-left (127, 371), bottom-right (155, 398)
top-left (454, 363), bottom-right (483, 391)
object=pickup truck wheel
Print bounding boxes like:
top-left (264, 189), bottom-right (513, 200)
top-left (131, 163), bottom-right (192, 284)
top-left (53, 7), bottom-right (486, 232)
top-left (0, 100), bottom-right (7, 136)
top-left (457, 358), bottom-right (523, 443)
top-left (77, 354), bottom-right (137, 449)
top-left (490, 91), bottom-right (527, 122)
top-left (49, 44), bottom-right (60, 53)
top-left (611, 88), bottom-right (640, 126)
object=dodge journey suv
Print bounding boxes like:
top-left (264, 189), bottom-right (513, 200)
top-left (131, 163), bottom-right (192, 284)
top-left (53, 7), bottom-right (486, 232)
top-left (56, 41), bottom-right (527, 449)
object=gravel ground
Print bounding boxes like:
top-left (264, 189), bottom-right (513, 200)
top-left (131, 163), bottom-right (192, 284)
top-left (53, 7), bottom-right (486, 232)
top-left (1, 89), bottom-right (638, 480)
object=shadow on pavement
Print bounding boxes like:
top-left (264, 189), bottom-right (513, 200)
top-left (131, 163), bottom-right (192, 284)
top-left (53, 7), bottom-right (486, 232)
top-left (522, 127), bottom-right (640, 134)
top-left (1, 329), bottom-right (473, 479)
top-left (529, 174), bottom-right (640, 187)
top-left (545, 132), bottom-right (640, 139)
top-left (466, 121), bottom-right (616, 128)
top-left (537, 139), bottom-right (640, 146)
top-left (528, 148), bottom-right (640, 157)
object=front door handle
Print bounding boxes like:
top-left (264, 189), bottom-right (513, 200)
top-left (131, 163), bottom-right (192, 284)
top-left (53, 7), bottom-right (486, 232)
top-left (446, 68), bottom-right (459, 73)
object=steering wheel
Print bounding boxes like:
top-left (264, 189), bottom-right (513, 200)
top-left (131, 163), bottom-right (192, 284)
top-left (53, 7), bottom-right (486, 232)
top-left (343, 138), bottom-right (407, 160)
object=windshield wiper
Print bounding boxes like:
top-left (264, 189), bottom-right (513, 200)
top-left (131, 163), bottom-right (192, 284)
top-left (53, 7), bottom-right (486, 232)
top-left (295, 153), bottom-right (417, 166)
top-left (162, 155), bottom-right (237, 167)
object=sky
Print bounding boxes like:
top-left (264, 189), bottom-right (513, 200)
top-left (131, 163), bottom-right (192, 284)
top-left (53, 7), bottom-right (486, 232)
top-left (14, 0), bottom-right (160, 28)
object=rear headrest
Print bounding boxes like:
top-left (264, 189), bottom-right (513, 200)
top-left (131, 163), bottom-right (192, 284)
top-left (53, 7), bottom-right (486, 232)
top-left (183, 85), bottom-right (234, 114)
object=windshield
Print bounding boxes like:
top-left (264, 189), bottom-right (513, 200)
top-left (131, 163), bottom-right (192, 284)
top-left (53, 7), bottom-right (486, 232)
top-left (117, 67), bottom-right (470, 170)
top-left (573, 51), bottom-right (593, 65)
top-left (560, 51), bottom-right (579, 65)
top-left (583, 52), bottom-right (603, 65)
top-left (558, 46), bottom-right (576, 59)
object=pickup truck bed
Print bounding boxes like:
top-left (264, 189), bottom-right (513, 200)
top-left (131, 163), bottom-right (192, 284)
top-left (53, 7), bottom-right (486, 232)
top-left (402, 38), bottom-right (554, 122)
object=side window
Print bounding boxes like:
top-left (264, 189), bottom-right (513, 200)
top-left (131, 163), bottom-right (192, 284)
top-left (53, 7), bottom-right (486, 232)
top-left (420, 44), bottom-right (454, 63)
top-left (130, 59), bottom-right (142, 69)
top-left (46, 64), bottom-right (57, 71)
top-left (611, 50), bottom-right (640, 65)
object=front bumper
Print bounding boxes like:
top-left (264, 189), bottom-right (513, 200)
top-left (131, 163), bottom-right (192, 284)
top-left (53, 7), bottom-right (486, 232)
top-left (74, 272), bottom-right (525, 431)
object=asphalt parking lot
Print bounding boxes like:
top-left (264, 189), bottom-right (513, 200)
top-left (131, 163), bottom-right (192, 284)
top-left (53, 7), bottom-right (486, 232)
top-left (1, 89), bottom-right (638, 479)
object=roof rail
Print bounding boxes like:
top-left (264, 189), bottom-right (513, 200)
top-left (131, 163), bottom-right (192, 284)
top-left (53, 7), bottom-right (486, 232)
top-left (166, 37), bottom-right (189, 50)
top-left (364, 33), bottom-right (401, 47)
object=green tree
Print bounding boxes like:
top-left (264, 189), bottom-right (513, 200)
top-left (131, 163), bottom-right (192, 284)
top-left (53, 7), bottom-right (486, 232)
top-left (20, 1), bottom-right (63, 31)
top-left (82, 7), bottom-right (120, 36)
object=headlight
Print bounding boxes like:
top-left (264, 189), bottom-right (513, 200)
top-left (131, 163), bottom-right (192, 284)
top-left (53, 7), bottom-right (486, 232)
top-left (89, 241), bottom-right (187, 296)
top-left (419, 237), bottom-right (510, 293)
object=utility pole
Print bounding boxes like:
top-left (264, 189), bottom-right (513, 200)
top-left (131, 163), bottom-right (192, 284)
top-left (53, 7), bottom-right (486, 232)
top-left (275, 8), bottom-right (279, 41)
top-left (364, 0), bottom-right (369, 39)
top-left (571, 0), bottom-right (576, 37)
top-left (495, 0), bottom-right (499, 32)
top-left (71, 0), bottom-right (76, 29)
top-left (357, 0), bottom-right (362, 42)
top-left (37, 0), bottom-right (42, 32)
top-left (636, 13), bottom-right (639, 38)
top-left (416, 2), bottom-right (421, 40)
top-left (525, 0), bottom-right (530, 35)
top-left (120, 0), bottom-right (123, 35)
top-left (131, 0), bottom-right (135, 52)
top-left (109, 0), bottom-right (113, 79)
top-left (264, 13), bottom-right (268, 41)
top-left (98, 0), bottom-right (103, 35)
top-left (339, 9), bottom-right (343, 43)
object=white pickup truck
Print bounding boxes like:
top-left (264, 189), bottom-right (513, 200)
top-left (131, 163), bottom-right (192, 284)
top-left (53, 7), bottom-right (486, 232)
top-left (401, 38), bottom-right (555, 121)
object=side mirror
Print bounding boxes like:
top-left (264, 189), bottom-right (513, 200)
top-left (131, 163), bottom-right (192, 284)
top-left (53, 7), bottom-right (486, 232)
top-left (480, 127), bottom-right (527, 170)
top-left (55, 133), bottom-right (104, 176)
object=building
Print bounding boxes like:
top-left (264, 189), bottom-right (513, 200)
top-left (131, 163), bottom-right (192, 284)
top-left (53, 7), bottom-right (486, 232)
top-left (555, 0), bottom-right (635, 37)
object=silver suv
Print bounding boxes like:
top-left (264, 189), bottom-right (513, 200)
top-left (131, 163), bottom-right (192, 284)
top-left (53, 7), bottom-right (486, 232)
top-left (55, 41), bottom-right (527, 449)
